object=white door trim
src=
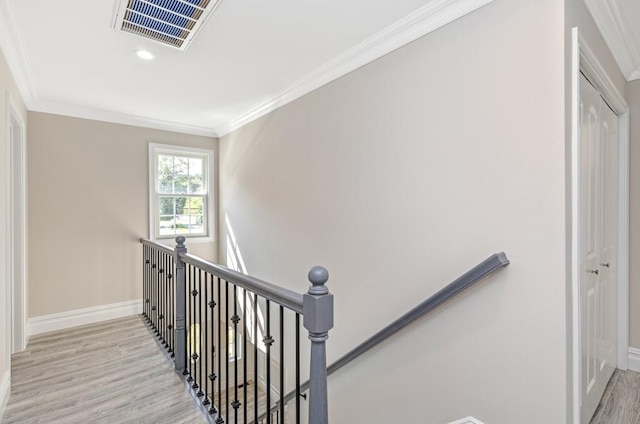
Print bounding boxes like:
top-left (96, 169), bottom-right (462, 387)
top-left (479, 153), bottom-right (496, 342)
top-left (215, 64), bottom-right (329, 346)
top-left (5, 91), bottom-right (28, 356)
top-left (570, 27), bottom-right (630, 424)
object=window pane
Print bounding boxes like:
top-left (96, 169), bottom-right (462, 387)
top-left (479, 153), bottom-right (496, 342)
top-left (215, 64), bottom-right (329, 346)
top-left (188, 197), bottom-right (203, 215)
top-left (175, 215), bottom-right (190, 234)
top-left (189, 157), bottom-right (204, 194)
top-left (159, 197), bottom-right (175, 216)
top-left (159, 216), bottom-right (175, 236)
top-left (158, 155), bottom-right (174, 193)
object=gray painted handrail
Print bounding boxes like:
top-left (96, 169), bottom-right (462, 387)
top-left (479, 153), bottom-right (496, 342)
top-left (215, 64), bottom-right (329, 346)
top-left (272, 252), bottom-right (510, 413)
top-left (139, 238), bottom-right (175, 256)
top-left (180, 252), bottom-right (304, 314)
top-left (139, 238), bottom-right (304, 313)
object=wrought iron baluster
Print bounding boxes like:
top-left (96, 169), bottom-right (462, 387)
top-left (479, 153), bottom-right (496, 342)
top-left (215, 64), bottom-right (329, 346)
top-left (226, 280), bottom-right (230, 422)
top-left (265, 300), bottom-right (272, 424)
top-left (216, 276), bottom-right (224, 424)
top-left (195, 268), bottom-right (203, 396)
top-left (243, 288), bottom-right (248, 424)
top-left (253, 294), bottom-right (259, 424)
top-left (279, 305), bottom-right (284, 424)
top-left (295, 313), bottom-right (300, 424)
top-left (187, 264), bottom-right (194, 383)
top-left (232, 284), bottom-right (239, 424)
top-left (203, 272), bottom-right (210, 407)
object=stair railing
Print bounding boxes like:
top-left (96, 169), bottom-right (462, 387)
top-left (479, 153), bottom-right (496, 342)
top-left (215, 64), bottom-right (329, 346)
top-left (140, 236), bottom-right (333, 424)
top-left (259, 252), bottom-right (510, 421)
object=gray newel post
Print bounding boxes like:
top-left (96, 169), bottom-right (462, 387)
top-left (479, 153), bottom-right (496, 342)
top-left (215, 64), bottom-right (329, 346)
top-left (174, 236), bottom-right (187, 372)
top-left (303, 266), bottom-right (333, 424)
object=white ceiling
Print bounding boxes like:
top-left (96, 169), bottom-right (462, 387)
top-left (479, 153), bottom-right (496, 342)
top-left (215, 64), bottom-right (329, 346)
top-left (585, 0), bottom-right (640, 82)
top-left (0, 0), bottom-right (494, 136)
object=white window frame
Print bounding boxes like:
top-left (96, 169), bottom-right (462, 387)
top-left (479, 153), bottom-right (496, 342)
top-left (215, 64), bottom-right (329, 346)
top-left (149, 143), bottom-right (215, 243)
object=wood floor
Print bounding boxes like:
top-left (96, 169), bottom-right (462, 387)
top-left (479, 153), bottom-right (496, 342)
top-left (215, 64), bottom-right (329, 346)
top-left (2, 316), bottom-right (207, 424)
top-left (590, 369), bottom-right (640, 424)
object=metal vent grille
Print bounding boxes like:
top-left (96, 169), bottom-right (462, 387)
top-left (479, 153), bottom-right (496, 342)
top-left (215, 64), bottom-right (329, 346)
top-left (114, 0), bottom-right (221, 50)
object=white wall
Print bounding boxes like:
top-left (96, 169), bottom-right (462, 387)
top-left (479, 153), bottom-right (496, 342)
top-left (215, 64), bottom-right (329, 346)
top-left (219, 0), bottom-right (567, 422)
top-left (27, 112), bottom-right (218, 318)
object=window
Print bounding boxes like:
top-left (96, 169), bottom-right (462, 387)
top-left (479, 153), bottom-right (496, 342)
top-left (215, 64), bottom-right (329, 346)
top-left (149, 143), bottom-right (214, 242)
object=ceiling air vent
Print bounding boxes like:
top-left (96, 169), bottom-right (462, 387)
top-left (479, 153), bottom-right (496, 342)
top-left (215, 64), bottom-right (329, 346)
top-left (113, 0), bottom-right (222, 50)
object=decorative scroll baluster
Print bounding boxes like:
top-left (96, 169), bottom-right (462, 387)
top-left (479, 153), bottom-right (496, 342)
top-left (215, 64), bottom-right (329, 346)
top-left (217, 276), bottom-right (224, 424)
top-left (232, 285), bottom-right (240, 424)
top-left (253, 294), bottom-right (259, 424)
top-left (265, 300), bottom-right (272, 424)
top-left (243, 288), bottom-right (248, 424)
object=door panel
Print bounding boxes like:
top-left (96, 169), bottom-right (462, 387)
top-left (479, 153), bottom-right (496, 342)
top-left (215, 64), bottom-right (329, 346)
top-left (579, 74), bottom-right (619, 424)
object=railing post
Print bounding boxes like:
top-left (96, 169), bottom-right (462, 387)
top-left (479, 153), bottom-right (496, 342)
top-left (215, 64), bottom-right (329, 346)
top-left (303, 266), bottom-right (333, 424)
top-left (175, 236), bottom-right (187, 372)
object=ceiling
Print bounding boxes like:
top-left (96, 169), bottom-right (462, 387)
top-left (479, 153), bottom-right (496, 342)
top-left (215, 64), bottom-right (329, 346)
top-left (585, 0), bottom-right (640, 82)
top-left (0, 0), bottom-right (494, 137)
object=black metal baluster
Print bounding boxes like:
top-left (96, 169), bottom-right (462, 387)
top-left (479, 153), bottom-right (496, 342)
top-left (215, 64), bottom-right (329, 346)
top-left (143, 245), bottom-right (148, 320)
top-left (226, 280), bottom-right (230, 422)
top-left (265, 300), bottom-right (272, 424)
top-left (192, 266), bottom-right (200, 392)
top-left (232, 285), bottom-right (239, 424)
top-left (243, 289), bottom-right (248, 424)
top-left (295, 313), bottom-right (300, 424)
top-left (187, 265), bottom-right (194, 383)
top-left (203, 272), bottom-right (210, 407)
top-left (168, 255), bottom-right (174, 358)
top-left (279, 305), bottom-right (284, 424)
top-left (209, 272), bottom-right (218, 416)
top-left (253, 294), bottom-right (258, 424)
top-left (159, 253), bottom-right (165, 346)
top-left (216, 276), bottom-right (224, 424)
top-left (196, 269), bottom-right (204, 397)
top-left (163, 252), bottom-right (168, 348)
top-left (152, 249), bottom-right (158, 333)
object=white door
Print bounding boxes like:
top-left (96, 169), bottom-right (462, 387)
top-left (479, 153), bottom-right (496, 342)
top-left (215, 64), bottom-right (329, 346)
top-left (579, 73), bottom-right (619, 424)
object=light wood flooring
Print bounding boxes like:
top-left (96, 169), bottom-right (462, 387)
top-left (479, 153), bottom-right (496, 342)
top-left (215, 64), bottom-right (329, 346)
top-left (590, 369), bottom-right (640, 424)
top-left (2, 316), bottom-right (207, 424)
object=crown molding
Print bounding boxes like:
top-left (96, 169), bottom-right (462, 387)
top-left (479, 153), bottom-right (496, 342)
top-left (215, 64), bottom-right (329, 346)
top-left (1, 0), bottom-right (494, 138)
top-left (584, 0), bottom-right (640, 81)
top-left (0, 0), bottom-right (37, 107)
top-left (31, 99), bottom-right (218, 137)
top-left (214, 0), bottom-right (495, 136)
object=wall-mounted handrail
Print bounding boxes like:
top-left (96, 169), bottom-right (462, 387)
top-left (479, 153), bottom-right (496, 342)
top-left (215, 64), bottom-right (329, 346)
top-left (273, 252), bottom-right (510, 411)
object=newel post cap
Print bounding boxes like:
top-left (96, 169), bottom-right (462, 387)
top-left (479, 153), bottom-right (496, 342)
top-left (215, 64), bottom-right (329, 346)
top-left (175, 236), bottom-right (186, 248)
top-left (308, 266), bottom-right (329, 295)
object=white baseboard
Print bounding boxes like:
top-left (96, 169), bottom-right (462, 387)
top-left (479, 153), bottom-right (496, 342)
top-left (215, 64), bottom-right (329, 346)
top-left (0, 371), bottom-right (10, 422)
top-left (629, 347), bottom-right (640, 373)
top-left (29, 299), bottom-right (142, 336)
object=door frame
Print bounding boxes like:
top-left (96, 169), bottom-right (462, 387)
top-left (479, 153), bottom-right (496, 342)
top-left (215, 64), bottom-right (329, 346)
top-left (570, 28), bottom-right (630, 424)
top-left (5, 92), bottom-right (28, 357)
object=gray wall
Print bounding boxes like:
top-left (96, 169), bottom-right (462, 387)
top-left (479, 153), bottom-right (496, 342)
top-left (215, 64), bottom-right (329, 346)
top-left (219, 0), bottom-right (567, 422)
top-left (628, 80), bottom-right (640, 349)
top-left (27, 112), bottom-right (218, 317)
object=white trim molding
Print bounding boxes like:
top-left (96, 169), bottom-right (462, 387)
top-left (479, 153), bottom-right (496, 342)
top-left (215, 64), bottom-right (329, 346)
top-left (0, 0), bottom-right (36, 107)
top-left (28, 300), bottom-right (142, 336)
top-left (216, 0), bottom-right (495, 136)
top-left (0, 0), bottom-right (495, 138)
top-left (629, 348), bottom-right (640, 373)
top-left (0, 371), bottom-right (10, 422)
top-left (584, 0), bottom-right (640, 82)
